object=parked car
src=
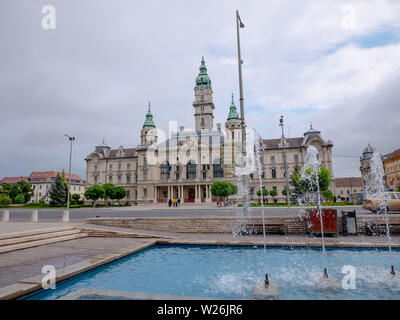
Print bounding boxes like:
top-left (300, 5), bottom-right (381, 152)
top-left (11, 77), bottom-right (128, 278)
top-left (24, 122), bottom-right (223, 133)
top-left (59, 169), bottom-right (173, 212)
top-left (362, 192), bottom-right (400, 213)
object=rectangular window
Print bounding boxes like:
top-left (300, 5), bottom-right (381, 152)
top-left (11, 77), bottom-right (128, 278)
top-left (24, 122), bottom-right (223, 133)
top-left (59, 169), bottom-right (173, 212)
top-left (109, 175), bottom-right (113, 183)
top-left (109, 164), bottom-right (112, 171)
top-left (94, 165), bottom-right (98, 172)
top-left (294, 155), bottom-right (299, 163)
top-left (118, 176), bottom-right (121, 184)
top-left (143, 188), bottom-right (147, 199)
top-left (203, 172), bottom-right (206, 179)
top-left (143, 157), bottom-right (147, 166)
top-left (127, 174), bottom-right (131, 184)
top-left (127, 163), bottom-right (131, 171)
top-left (118, 163), bottom-right (122, 171)
top-left (143, 171), bottom-right (147, 181)
top-left (271, 156), bottom-right (275, 165)
top-left (272, 169), bottom-right (276, 179)
top-left (94, 176), bottom-right (98, 184)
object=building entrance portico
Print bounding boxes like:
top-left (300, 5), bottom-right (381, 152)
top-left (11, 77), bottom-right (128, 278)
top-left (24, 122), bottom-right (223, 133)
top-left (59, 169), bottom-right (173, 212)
top-left (154, 184), bottom-right (212, 203)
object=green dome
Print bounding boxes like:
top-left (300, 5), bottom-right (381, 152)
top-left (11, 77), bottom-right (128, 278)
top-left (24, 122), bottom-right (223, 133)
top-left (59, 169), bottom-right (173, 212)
top-left (227, 94), bottom-right (240, 122)
top-left (195, 56), bottom-right (212, 87)
top-left (143, 102), bottom-right (156, 129)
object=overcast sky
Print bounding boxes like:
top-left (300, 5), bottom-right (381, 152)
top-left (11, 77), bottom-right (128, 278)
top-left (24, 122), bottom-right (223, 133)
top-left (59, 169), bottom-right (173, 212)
top-left (1, 0), bottom-right (399, 180)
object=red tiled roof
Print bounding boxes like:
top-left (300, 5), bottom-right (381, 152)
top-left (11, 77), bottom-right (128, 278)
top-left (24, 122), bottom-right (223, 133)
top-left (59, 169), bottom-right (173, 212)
top-left (385, 149), bottom-right (400, 161)
top-left (335, 177), bottom-right (364, 188)
top-left (0, 176), bottom-right (28, 184)
top-left (27, 171), bottom-right (84, 183)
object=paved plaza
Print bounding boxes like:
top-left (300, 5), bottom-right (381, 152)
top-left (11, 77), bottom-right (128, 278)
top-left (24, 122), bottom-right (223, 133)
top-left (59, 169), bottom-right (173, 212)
top-left (1, 204), bottom-right (400, 299)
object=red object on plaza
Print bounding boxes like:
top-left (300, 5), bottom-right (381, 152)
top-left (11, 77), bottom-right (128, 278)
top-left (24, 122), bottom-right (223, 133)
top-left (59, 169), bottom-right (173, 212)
top-left (306, 208), bottom-right (338, 236)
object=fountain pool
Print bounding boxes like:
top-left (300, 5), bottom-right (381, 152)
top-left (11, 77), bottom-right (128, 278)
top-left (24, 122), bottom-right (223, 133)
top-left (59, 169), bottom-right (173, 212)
top-left (22, 245), bottom-right (400, 300)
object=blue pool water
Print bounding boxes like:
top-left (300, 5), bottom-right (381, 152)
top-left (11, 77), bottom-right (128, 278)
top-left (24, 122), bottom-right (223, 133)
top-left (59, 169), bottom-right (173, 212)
top-left (24, 245), bottom-right (400, 300)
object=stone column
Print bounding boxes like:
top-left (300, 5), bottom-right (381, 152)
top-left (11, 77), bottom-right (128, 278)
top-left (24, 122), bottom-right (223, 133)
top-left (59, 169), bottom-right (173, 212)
top-left (181, 185), bottom-right (184, 203)
top-left (206, 185), bottom-right (212, 203)
top-left (62, 211), bottom-right (69, 223)
top-left (31, 210), bottom-right (38, 222)
top-left (195, 184), bottom-right (201, 203)
top-left (153, 186), bottom-right (157, 203)
top-left (2, 210), bottom-right (9, 222)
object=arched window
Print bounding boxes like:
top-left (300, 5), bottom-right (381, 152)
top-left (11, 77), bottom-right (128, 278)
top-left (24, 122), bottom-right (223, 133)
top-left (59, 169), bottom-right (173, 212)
top-left (213, 159), bottom-right (224, 178)
top-left (160, 161), bottom-right (170, 181)
top-left (186, 160), bottom-right (196, 180)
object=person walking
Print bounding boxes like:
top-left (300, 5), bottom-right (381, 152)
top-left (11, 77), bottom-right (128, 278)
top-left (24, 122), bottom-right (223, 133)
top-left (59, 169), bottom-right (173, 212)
top-left (172, 198), bottom-right (176, 207)
top-left (168, 199), bottom-right (172, 207)
top-left (177, 198), bottom-right (181, 207)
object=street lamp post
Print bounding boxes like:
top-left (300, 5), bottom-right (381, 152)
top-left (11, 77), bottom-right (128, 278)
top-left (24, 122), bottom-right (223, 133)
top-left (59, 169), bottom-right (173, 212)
top-left (236, 10), bottom-right (250, 213)
top-left (65, 134), bottom-right (75, 212)
top-left (280, 116), bottom-right (290, 208)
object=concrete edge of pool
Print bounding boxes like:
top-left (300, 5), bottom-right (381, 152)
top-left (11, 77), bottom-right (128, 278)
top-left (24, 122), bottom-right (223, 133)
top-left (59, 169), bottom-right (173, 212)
top-left (2, 238), bottom-right (400, 300)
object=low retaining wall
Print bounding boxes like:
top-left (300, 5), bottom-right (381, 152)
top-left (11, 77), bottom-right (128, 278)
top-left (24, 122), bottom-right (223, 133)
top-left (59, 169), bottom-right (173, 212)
top-left (86, 214), bottom-right (400, 235)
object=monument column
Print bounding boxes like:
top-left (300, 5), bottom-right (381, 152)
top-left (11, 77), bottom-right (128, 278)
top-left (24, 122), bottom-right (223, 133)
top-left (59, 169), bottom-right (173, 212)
top-left (206, 184), bottom-right (211, 203)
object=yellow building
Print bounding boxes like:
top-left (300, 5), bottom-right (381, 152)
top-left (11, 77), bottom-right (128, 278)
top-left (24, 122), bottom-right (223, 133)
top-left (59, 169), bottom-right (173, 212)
top-left (384, 149), bottom-right (400, 190)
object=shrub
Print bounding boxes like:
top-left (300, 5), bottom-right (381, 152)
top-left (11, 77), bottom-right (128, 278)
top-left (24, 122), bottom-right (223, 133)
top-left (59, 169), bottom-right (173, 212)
top-left (14, 194), bottom-right (25, 204)
top-left (0, 195), bottom-right (12, 206)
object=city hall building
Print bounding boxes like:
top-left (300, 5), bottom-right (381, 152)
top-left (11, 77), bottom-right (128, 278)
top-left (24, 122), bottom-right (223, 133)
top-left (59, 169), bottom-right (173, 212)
top-left (85, 58), bottom-right (336, 204)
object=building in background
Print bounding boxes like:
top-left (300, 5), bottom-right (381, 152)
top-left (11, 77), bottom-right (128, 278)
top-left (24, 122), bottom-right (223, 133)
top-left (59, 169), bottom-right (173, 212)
top-left (383, 148), bottom-right (400, 191)
top-left (360, 143), bottom-right (376, 188)
top-left (27, 171), bottom-right (85, 203)
top-left (335, 177), bottom-right (364, 202)
top-left (85, 57), bottom-right (336, 204)
top-left (0, 176), bottom-right (28, 185)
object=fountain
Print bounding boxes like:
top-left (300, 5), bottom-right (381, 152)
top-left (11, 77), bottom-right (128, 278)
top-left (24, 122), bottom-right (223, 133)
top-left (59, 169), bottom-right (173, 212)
top-left (251, 133), bottom-right (279, 299)
top-left (299, 146), bottom-right (340, 291)
top-left (365, 151), bottom-right (396, 276)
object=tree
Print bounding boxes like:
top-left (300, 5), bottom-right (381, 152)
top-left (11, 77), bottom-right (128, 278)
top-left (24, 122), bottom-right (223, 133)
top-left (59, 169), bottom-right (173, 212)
top-left (269, 189), bottom-right (278, 201)
top-left (256, 189), bottom-right (269, 203)
top-left (48, 174), bottom-right (67, 207)
top-left (211, 181), bottom-right (236, 206)
top-left (291, 166), bottom-right (331, 199)
top-left (0, 195), bottom-right (12, 206)
top-left (113, 186), bottom-right (127, 203)
top-left (321, 189), bottom-right (334, 202)
top-left (16, 180), bottom-right (33, 203)
top-left (84, 185), bottom-right (105, 206)
top-left (282, 187), bottom-right (290, 196)
top-left (102, 183), bottom-right (116, 205)
top-left (14, 194), bottom-right (24, 204)
top-left (71, 193), bottom-right (81, 204)
top-left (61, 169), bottom-right (69, 203)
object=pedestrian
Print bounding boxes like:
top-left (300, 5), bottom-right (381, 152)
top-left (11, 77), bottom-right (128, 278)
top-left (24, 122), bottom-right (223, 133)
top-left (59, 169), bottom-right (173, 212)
top-left (177, 198), bottom-right (181, 207)
top-left (172, 198), bottom-right (176, 207)
top-left (168, 199), bottom-right (172, 207)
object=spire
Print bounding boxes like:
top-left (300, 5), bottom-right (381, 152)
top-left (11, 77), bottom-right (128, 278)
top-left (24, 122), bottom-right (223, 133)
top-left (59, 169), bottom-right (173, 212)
top-left (195, 56), bottom-right (211, 87)
top-left (143, 102), bottom-right (156, 129)
top-left (227, 94), bottom-right (240, 122)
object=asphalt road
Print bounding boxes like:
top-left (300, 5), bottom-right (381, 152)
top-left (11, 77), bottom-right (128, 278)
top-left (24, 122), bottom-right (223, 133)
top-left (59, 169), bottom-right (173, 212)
top-left (0, 206), bottom-right (372, 222)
